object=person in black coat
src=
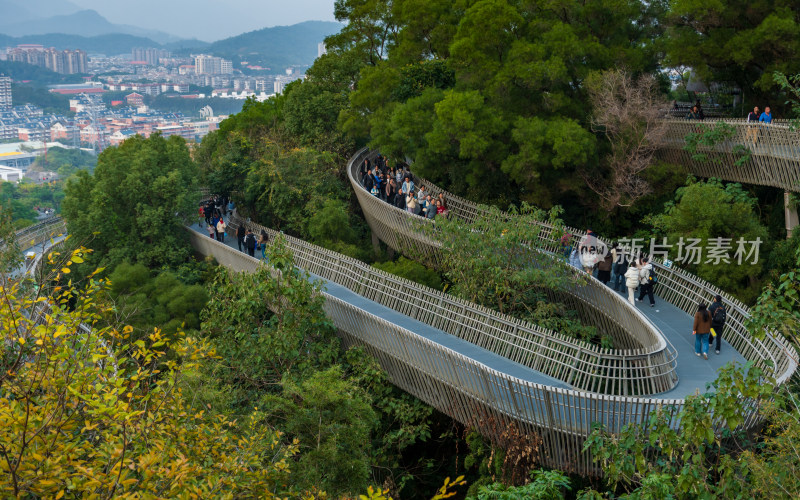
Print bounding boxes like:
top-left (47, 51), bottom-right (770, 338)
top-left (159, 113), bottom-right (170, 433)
top-left (708, 294), bottom-right (727, 354)
top-left (244, 229), bottom-right (257, 257)
top-left (236, 224), bottom-right (246, 252)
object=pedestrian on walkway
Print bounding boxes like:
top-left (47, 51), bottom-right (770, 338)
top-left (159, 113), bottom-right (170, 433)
top-left (569, 245), bottom-right (582, 269)
top-left (693, 302), bottom-right (712, 360)
top-left (708, 294), bottom-right (727, 354)
top-left (746, 106), bottom-right (760, 144)
top-left (637, 257), bottom-right (655, 307)
top-left (207, 223), bottom-right (215, 239)
top-left (236, 224), bottom-right (246, 252)
top-left (613, 248), bottom-right (629, 292)
top-left (406, 191), bottom-right (418, 214)
top-left (624, 262), bottom-right (639, 305)
top-left (395, 188), bottom-right (406, 210)
top-left (216, 217), bottom-right (227, 243)
top-left (759, 106), bottom-right (773, 123)
top-left (257, 230), bottom-right (269, 260)
top-left (244, 229), bottom-right (256, 257)
top-left (597, 251), bottom-right (613, 285)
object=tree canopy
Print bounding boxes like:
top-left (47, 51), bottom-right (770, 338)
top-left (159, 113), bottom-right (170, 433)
top-left (61, 133), bottom-right (199, 269)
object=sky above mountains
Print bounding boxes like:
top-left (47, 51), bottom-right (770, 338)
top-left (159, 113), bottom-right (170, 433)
top-left (71, 0), bottom-right (337, 41)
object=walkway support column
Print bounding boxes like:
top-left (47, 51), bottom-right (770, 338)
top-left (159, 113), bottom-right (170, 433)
top-left (786, 191), bottom-right (798, 238)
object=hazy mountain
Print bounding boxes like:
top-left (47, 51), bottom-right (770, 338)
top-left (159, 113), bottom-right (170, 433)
top-left (0, 20), bottom-right (342, 63)
top-left (0, 9), bottom-right (180, 45)
top-left (202, 21), bottom-right (343, 70)
top-left (0, 0), bottom-right (82, 24)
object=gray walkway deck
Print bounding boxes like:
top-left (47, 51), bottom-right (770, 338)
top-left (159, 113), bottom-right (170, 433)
top-left (188, 224), bottom-right (745, 399)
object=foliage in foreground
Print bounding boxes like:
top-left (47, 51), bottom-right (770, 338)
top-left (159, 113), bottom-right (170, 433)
top-left (0, 248), bottom-right (303, 498)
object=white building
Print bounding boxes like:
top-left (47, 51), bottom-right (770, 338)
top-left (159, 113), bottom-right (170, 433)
top-left (0, 76), bottom-right (11, 109)
top-left (318, 42), bottom-right (327, 58)
top-left (0, 165), bottom-right (23, 182)
top-left (194, 55), bottom-right (234, 75)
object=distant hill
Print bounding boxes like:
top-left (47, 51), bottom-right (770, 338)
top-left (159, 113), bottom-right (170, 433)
top-left (0, 9), bottom-right (181, 44)
top-left (202, 21), bottom-right (343, 70)
top-left (0, 0), bottom-right (82, 24)
top-left (0, 20), bottom-right (341, 62)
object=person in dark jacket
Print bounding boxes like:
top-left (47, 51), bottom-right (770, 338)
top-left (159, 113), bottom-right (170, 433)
top-left (236, 224), bottom-right (246, 252)
top-left (708, 295), bottom-right (727, 354)
top-left (613, 249), bottom-right (629, 292)
top-left (395, 188), bottom-right (406, 210)
top-left (597, 252), bottom-right (613, 285)
top-left (244, 229), bottom-right (257, 257)
top-left (693, 302), bottom-right (712, 360)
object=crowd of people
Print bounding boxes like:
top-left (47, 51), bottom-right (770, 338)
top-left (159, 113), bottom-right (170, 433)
top-left (199, 195), bottom-right (270, 259)
top-left (359, 155), bottom-right (449, 220)
top-left (565, 234), bottom-right (727, 360)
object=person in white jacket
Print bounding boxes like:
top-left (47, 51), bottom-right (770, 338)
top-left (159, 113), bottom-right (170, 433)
top-left (637, 257), bottom-right (655, 307)
top-left (624, 261), bottom-right (640, 305)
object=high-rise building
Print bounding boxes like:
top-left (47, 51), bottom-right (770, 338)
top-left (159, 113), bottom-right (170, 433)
top-left (132, 48), bottom-right (170, 66)
top-left (318, 42), bottom-right (327, 58)
top-left (0, 76), bottom-right (11, 109)
top-left (194, 55), bottom-right (234, 75)
top-left (7, 46), bottom-right (86, 74)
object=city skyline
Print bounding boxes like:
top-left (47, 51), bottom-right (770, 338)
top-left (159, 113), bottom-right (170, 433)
top-left (70, 0), bottom-right (338, 41)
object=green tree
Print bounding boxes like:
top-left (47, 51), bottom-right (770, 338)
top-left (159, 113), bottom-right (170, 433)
top-left (428, 203), bottom-right (601, 343)
top-left (106, 262), bottom-right (209, 337)
top-left (584, 362), bottom-right (775, 499)
top-left (264, 366), bottom-right (378, 496)
top-left (469, 469), bottom-right (571, 500)
top-left (32, 147), bottom-right (97, 178)
top-left (665, 0), bottom-right (800, 98)
top-left (645, 179), bottom-right (769, 302)
top-left (200, 235), bottom-right (340, 402)
top-left (337, 0), bottom-right (664, 208)
top-left (373, 256), bottom-right (443, 290)
top-left (61, 133), bottom-right (199, 269)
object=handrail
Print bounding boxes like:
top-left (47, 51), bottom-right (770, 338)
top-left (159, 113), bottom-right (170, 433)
top-left (658, 118), bottom-right (800, 191)
top-left (349, 149), bottom-right (797, 389)
top-left (184, 223), bottom-right (783, 476)
top-left (349, 150), bottom-right (679, 396)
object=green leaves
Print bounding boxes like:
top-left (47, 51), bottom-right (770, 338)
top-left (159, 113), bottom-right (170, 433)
top-left (61, 134), bottom-right (199, 270)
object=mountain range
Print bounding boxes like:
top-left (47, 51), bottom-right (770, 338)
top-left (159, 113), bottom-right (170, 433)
top-left (0, 0), bottom-right (182, 43)
top-left (0, 0), bottom-right (342, 70)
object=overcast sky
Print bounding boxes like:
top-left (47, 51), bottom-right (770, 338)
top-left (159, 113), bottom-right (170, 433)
top-left (71, 0), bottom-right (338, 41)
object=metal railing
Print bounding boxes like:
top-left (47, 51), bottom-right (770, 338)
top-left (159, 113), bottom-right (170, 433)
top-left (659, 118), bottom-right (800, 191)
top-left (329, 148), bottom-right (797, 474)
top-left (349, 150), bottom-right (680, 396)
top-left (186, 226), bottom-right (790, 476)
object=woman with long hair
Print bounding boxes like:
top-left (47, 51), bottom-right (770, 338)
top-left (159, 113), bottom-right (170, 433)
top-left (257, 230), bottom-right (269, 261)
top-left (693, 302), bottom-right (712, 360)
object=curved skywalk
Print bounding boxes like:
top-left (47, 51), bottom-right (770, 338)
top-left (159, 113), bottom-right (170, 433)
top-left (187, 223), bottom-right (745, 399)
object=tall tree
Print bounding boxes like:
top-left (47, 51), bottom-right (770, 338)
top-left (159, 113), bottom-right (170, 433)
top-left (665, 0), bottom-right (800, 102)
top-left (338, 0), bottom-right (664, 208)
top-left (61, 134), bottom-right (199, 269)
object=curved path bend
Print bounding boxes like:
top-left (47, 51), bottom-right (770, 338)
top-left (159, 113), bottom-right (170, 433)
top-left (187, 148), bottom-right (796, 474)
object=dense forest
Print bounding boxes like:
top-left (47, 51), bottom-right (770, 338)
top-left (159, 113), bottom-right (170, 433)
top-left (2, 0), bottom-right (800, 498)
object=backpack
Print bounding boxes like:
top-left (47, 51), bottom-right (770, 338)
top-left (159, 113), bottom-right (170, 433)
top-left (713, 305), bottom-right (727, 325)
top-left (245, 234), bottom-right (256, 249)
top-left (647, 267), bottom-right (657, 284)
